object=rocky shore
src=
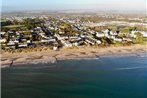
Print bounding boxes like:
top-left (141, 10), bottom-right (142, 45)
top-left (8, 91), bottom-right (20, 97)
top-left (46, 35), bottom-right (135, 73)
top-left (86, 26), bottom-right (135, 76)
top-left (1, 44), bottom-right (147, 68)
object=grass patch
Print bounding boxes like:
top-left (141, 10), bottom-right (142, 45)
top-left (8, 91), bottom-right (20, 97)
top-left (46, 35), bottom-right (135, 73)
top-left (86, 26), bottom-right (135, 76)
top-left (3, 25), bottom-right (25, 28)
top-left (1, 20), bottom-right (8, 22)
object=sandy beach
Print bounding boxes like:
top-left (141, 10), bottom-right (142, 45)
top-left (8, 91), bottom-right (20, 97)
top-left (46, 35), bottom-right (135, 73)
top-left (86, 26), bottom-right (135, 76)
top-left (1, 44), bottom-right (147, 68)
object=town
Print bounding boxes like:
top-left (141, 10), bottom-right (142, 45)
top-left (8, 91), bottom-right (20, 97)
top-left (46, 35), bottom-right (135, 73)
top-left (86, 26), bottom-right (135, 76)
top-left (1, 13), bottom-right (147, 52)
top-left (2, 0), bottom-right (147, 98)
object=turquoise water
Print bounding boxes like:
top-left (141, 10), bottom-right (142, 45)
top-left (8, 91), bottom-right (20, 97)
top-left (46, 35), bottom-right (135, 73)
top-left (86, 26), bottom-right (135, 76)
top-left (2, 54), bottom-right (147, 98)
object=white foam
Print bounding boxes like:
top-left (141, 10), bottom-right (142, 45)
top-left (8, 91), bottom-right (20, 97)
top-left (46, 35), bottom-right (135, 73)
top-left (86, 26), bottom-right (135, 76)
top-left (116, 66), bottom-right (147, 70)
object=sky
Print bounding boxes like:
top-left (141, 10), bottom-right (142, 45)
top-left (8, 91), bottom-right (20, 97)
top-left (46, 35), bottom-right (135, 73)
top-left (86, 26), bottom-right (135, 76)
top-left (1, 0), bottom-right (147, 12)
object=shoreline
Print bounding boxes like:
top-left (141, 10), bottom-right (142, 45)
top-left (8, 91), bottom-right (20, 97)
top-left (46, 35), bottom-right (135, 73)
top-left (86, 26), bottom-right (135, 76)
top-left (1, 44), bottom-right (147, 68)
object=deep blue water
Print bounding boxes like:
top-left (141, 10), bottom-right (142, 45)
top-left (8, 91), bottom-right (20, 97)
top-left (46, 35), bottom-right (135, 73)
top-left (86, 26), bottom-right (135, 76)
top-left (1, 54), bottom-right (147, 98)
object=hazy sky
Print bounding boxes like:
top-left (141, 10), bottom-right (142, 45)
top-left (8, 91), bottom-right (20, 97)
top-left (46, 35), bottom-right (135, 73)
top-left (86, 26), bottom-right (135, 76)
top-left (1, 0), bottom-right (146, 12)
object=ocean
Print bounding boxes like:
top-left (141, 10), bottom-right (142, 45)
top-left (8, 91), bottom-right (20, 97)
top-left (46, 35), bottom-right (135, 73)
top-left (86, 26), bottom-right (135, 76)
top-left (1, 54), bottom-right (147, 98)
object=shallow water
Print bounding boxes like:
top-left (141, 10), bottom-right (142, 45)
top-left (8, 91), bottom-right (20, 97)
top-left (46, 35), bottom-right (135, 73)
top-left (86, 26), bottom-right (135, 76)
top-left (2, 54), bottom-right (147, 98)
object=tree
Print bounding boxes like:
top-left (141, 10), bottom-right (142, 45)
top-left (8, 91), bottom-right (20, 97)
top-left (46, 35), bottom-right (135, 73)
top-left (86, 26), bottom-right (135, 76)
top-left (5, 32), bottom-right (10, 42)
top-left (23, 18), bottom-right (34, 30)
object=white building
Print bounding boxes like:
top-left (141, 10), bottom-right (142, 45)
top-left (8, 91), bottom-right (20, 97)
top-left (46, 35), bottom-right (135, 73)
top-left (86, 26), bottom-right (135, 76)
top-left (18, 43), bottom-right (28, 48)
top-left (114, 37), bottom-right (123, 42)
top-left (131, 31), bottom-right (147, 38)
top-left (61, 40), bottom-right (72, 47)
top-left (0, 39), bottom-right (6, 43)
top-left (96, 32), bottom-right (105, 38)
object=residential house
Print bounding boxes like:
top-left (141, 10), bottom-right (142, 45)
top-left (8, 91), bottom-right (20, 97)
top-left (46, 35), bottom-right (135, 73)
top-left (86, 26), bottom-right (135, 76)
top-left (18, 43), bottom-right (28, 48)
top-left (6, 41), bottom-right (16, 49)
top-left (96, 32), bottom-right (105, 38)
top-left (61, 40), bottom-right (72, 47)
top-left (113, 37), bottom-right (123, 42)
top-left (85, 37), bottom-right (101, 45)
top-left (0, 39), bottom-right (7, 43)
top-left (131, 30), bottom-right (147, 38)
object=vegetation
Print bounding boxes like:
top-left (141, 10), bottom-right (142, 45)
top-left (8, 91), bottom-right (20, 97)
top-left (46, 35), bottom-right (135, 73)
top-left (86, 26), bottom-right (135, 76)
top-left (134, 32), bottom-right (143, 44)
top-left (3, 25), bottom-right (25, 28)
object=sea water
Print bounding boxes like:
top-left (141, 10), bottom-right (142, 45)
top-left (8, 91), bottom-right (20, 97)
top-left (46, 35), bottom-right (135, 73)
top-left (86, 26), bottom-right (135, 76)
top-left (2, 54), bottom-right (147, 98)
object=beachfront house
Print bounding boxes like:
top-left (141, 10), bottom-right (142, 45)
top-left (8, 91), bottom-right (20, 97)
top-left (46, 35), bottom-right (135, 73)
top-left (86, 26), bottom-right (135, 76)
top-left (131, 31), bottom-right (147, 38)
top-left (96, 32), bottom-right (105, 38)
top-left (0, 32), bottom-right (6, 38)
top-left (53, 43), bottom-right (59, 51)
top-left (20, 38), bottom-right (27, 42)
top-left (0, 32), bottom-right (7, 43)
top-left (113, 37), bottom-right (123, 42)
top-left (53, 46), bottom-right (58, 50)
top-left (139, 31), bottom-right (147, 37)
top-left (85, 37), bottom-right (102, 45)
top-left (61, 40), bottom-right (72, 47)
top-left (6, 41), bottom-right (16, 49)
top-left (102, 29), bottom-right (110, 37)
top-left (123, 37), bottom-right (133, 42)
top-left (70, 37), bottom-right (85, 46)
top-left (18, 43), bottom-right (28, 48)
top-left (110, 31), bottom-right (118, 36)
top-left (41, 38), bottom-right (56, 43)
top-left (0, 39), bottom-right (7, 43)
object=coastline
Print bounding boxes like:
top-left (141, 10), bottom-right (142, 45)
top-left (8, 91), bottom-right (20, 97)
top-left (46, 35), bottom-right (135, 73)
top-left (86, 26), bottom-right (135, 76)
top-left (1, 44), bottom-right (147, 68)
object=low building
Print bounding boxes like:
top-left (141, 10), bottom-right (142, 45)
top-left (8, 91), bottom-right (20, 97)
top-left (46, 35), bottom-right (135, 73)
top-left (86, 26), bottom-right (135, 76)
top-left (96, 32), bottom-right (105, 38)
top-left (0, 39), bottom-right (7, 43)
top-left (18, 43), bottom-right (28, 48)
top-left (0, 32), bottom-right (6, 36)
top-left (61, 40), bottom-right (72, 47)
top-left (6, 41), bottom-right (16, 49)
top-left (131, 31), bottom-right (147, 38)
top-left (41, 38), bottom-right (56, 43)
top-left (123, 38), bottom-right (133, 42)
top-left (85, 37), bottom-right (101, 45)
top-left (114, 37), bottom-right (123, 42)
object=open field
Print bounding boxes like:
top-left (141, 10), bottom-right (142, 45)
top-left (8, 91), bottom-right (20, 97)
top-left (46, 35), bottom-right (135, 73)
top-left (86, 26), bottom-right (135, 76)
top-left (2, 25), bottom-right (25, 28)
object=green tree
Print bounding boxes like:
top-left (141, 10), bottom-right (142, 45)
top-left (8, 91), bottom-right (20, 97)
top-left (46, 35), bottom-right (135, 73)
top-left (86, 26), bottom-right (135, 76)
top-left (23, 18), bottom-right (34, 30)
